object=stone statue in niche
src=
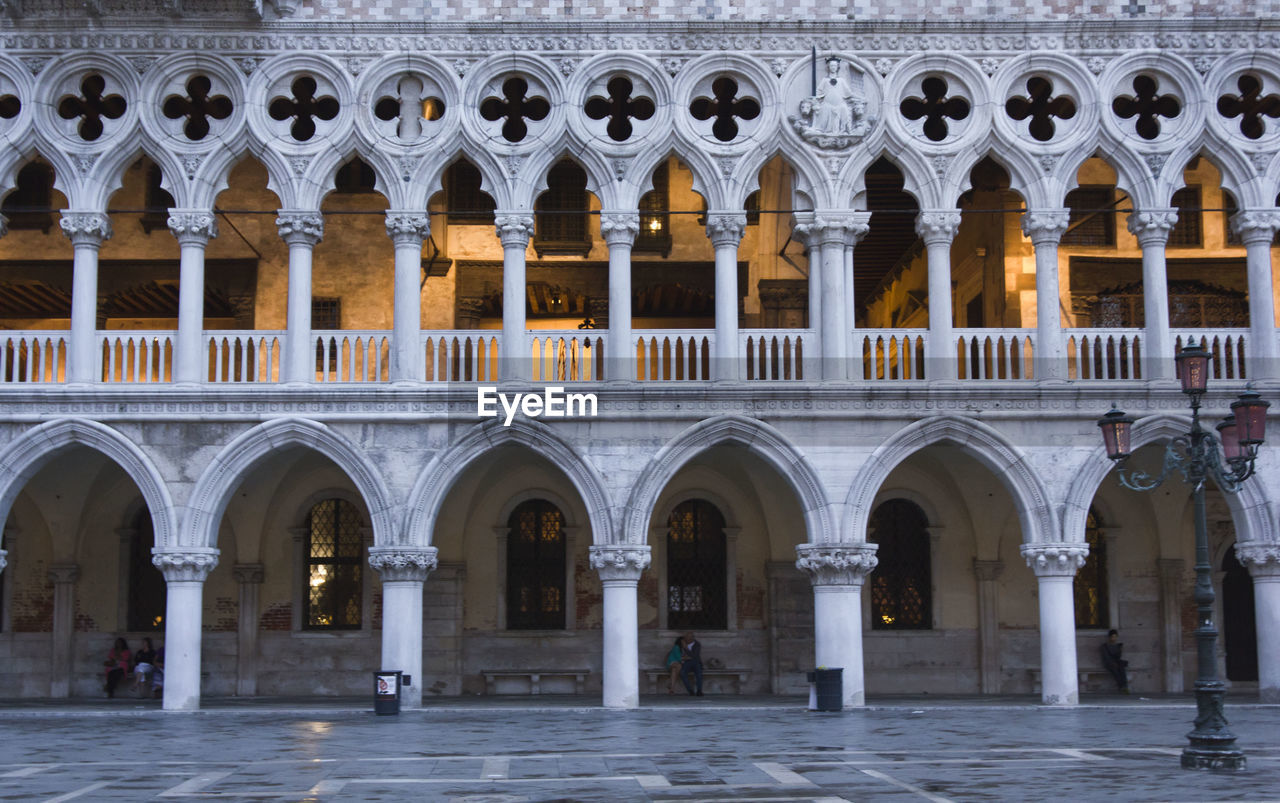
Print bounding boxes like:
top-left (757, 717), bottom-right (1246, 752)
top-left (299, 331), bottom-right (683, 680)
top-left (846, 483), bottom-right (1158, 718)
top-left (789, 57), bottom-right (874, 149)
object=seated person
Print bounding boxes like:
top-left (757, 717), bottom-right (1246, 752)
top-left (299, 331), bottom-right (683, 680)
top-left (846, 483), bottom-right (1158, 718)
top-left (132, 637), bottom-right (158, 694)
top-left (664, 636), bottom-right (685, 694)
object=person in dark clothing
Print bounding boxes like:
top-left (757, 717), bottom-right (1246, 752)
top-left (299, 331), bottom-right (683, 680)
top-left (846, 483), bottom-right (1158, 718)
top-left (680, 632), bottom-right (704, 696)
top-left (1101, 629), bottom-right (1129, 693)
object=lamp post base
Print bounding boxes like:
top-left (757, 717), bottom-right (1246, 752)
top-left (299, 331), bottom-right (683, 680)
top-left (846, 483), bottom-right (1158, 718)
top-left (1181, 748), bottom-right (1247, 771)
top-left (1181, 681), bottom-right (1247, 771)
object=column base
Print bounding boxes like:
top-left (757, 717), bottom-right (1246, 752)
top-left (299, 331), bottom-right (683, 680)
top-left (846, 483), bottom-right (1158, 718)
top-left (1181, 748), bottom-right (1246, 771)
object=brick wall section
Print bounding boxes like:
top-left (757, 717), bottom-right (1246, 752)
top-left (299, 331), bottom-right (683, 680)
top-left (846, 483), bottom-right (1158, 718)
top-left (259, 602), bottom-right (292, 631)
top-left (11, 564), bottom-right (53, 632)
top-left (208, 595), bottom-right (238, 632)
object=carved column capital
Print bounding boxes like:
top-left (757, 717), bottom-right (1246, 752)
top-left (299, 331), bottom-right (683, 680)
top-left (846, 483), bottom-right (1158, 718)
top-left (705, 211), bottom-right (748, 247)
top-left (385, 211), bottom-right (431, 246)
top-left (167, 209), bottom-right (218, 246)
top-left (47, 562), bottom-right (79, 585)
top-left (600, 211), bottom-right (640, 246)
top-left (59, 211), bottom-right (113, 246)
top-left (1229, 210), bottom-right (1280, 245)
top-left (495, 213), bottom-right (535, 248)
top-left (795, 543), bottom-right (878, 586)
top-left (1236, 542), bottom-right (1280, 579)
top-left (807, 211), bottom-right (872, 248)
top-left (1020, 209), bottom-right (1070, 246)
top-left (916, 209), bottom-right (963, 245)
top-left (973, 559), bottom-right (1005, 582)
top-left (1125, 209), bottom-right (1179, 246)
top-left (152, 549), bottom-right (219, 583)
top-left (589, 544), bottom-right (651, 583)
top-left (368, 546), bottom-right (438, 583)
top-left (1021, 543), bottom-right (1088, 577)
top-left (275, 210), bottom-right (324, 246)
top-left (232, 563), bottom-right (265, 584)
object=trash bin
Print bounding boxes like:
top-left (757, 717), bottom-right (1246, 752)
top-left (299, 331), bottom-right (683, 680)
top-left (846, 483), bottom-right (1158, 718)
top-left (812, 668), bottom-right (843, 712)
top-left (374, 670), bottom-right (402, 715)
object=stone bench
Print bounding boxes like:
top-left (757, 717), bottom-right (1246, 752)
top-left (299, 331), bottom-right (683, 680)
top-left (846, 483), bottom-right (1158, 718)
top-left (644, 667), bottom-right (751, 695)
top-left (481, 669), bottom-right (589, 695)
top-left (1028, 668), bottom-right (1110, 693)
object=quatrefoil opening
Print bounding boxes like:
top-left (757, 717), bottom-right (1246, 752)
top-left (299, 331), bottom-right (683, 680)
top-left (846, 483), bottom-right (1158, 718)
top-left (162, 75), bottom-right (233, 141)
top-left (0, 93), bottom-right (19, 121)
top-left (268, 76), bottom-right (340, 143)
top-left (584, 76), bottom-right (655, 142)
top-left (1005, 77), bottom-right (1077, 142)
top-left (689, 76), bottom-right (760, 143)
top-left (57, 74), bottom-right (127, 142)
top-left (900, 76), bottom-right (970, 142)
top-left (480, 77), bottom-right (550, 144)
top-left (1112, 74), bottom-right (1181, 141)
top-left (374, 75), bottom-right (446, 142)
top-left (1216, 74), bottom-right (1280, 141)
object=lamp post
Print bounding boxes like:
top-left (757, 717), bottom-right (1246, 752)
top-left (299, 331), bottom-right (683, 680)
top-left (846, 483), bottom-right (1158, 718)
top-left (1097, 344), bottom-right (1269, 771)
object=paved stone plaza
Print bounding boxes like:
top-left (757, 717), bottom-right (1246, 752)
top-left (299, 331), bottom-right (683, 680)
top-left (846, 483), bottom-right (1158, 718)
top-left (0, 698), bottom-right (1277, 801)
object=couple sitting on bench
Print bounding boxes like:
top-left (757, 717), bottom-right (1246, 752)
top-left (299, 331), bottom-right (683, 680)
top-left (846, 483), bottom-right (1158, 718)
top-left (663, 632), bottom-right (705, 696)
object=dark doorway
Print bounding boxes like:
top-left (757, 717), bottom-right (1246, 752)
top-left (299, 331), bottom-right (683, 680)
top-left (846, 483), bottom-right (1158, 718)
top-left (1222, 545), bottom-right (1258, 682)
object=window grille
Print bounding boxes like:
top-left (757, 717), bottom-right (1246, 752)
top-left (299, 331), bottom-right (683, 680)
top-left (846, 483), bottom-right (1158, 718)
top-left (140, 163), bottom-right (176, 234)
top-left (534, 159), bottom-right (591, 257)
top-left (1061, 187), bottom-right (1115, 246)
top-left (0, 162), bottom-right (55, 232)
top-left (305, 498), bottom-right (364, 630)
top-left (635, 161), bottom-right (672, 256)
top-left (1169, 186), bottom-right (1202, 247)
top-left (1074, 509), bottom-right (1108, 629)
top-left (126, 508), bottom-right (166, 631)
top-left (312, 297), bottom-right (341, 372)
top-left (666, 499), bottom-right (727, 630)
top-left (446, 161), bottom-right (496, 223)
top-left (868, 499), bottom-right (931, 630)
top-left (334, 158), bottom-right (378, 194)
top-left (506, 499), bottom-right (566, 630)
top-left (744, 191), bottom-right (761, 225)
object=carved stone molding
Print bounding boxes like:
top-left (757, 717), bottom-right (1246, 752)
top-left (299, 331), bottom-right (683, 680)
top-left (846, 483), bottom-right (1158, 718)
top-left (1236, 542), bottom-right (1280, 578)
top-left (47, 562), bottom-right (79, 584)
top-left (59, 212), bottom-right (113, 246)
top-left (275, 211), bottom-right (324, 246)
top-left (915, 209), bottom-right (963, 246)
top-left (589, 544), bottom-right (651, 582)
top-left (495, 213), bottom-right (535, 248)
top-left (1020, 209), bottom-right (1071, 246)
top-left (1229, 210), bottom-right (1280, 245)
top-left (384, 211), bottom-right (431, 246)
top-left (455, 296), bottom-right (485, 328)
top-left (167, 210), bottom-right (218, 246)
top-left (1126, 209), bottom-right (1180, 246)
top-left (704, 212), bottom-right (748, 247)
top-left (973, 559), bottom-right (1005, 582)
top-left (232, 563), bottom-right (265, 584)
top-left (368, 546), bottom-right (439, 582)
top-left (795, 543), bottom-right (878, 586)
top-left (1021, 543), bottom-right (1088, 577)
top-left (802, 212), bottom-right (872, 248)
top-left (599, 212), bottom-right (640, 246)
top-left (152, 549), bottom-right (219, 582)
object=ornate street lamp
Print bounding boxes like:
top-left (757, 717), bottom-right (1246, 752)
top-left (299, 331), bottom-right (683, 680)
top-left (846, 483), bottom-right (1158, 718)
top-left (1097, 344), bottom-right (1268, 771)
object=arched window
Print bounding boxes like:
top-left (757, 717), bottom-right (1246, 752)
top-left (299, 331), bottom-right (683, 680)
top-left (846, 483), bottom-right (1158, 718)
top-left (1074, 508), bottom-right (1109, 629)
top-left (533, 159), bottom-right (591, 257)
top-left (126, 508), bottom-right (166, 631)
top-left (305, 498), bottom-right (364, 630)
top-left (666, 500), bottom-right (727, 630)
top-left (506, 499), bottom-right (566, 630)
top-left (868, 499), bottom-right (931, 630)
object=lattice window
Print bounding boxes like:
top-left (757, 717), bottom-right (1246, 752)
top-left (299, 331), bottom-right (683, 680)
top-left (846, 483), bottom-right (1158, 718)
top-left (506, 499), bottom-right (566, 630)
top-left (1169, 186), bottom-right (1202, 247)
top-left (1074, 509), bottom-right (1109, 629)
top-left (744, 191), bottom-right (761, 226)
top-left (126, 507), bottom-right (166, 631)
top-left (140, 162), bottom-right (176, 234)
top-left (666, 499), bottom-right (727, 630)
top-left (534, 159), bottom-right (591, 257)
top-left (868, 499), bottom-right (931, 630)
top-left (334, 157), bottom-right (378, 194)
top-left (305, 498), bottom-right (364, 630)
top-left (446, 161), bottom-right (495, 223)
top-left (1061, 187), bottom-right (1115, 246)
top-left (635, 161), bottom-right (672, 256)
top-left (0, 162), bottom-right (55, 233)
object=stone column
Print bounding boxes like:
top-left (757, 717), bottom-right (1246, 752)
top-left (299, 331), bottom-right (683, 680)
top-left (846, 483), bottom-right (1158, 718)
top-left (47, 563), bottom-right (79, 698)
top-left (601, 212), bottom-right (638, 381)
top-left (496, 213), bottom-right (534, 381)
top-left (1021, 210), bottom-right (1070, 380)
top-left (918, 210), bottom-right (963, 380)
top-left (973, 559), bottom-right (1004, 694)
top-left (791, 214), bottom-right (821, 379)
top-left (232, 563), bottom-right (264, 697)
top-left (706, 212), bottom-right (747, 380)
top-left (59, 212), bottom-right (112, 383)
top-left (800, 214), bottom-right (870, 380)
top-left (153, 549), bottom-right (219, 711)
top-left (1158, 558), bottom-right (1185, 693)
top-left (168, 210), bottom-right (218, 384)
top-left (276, 211), bottom-right (324, 383)
top-left (1230, 211), bottom-right (1280, 379)
top-left (795, 543), bottom-right (878, 708)
top-left (368, 546), bottom-right (438, 710)
top-left (1126, 209), bottom-right (1178, 380)
top-left (1236, 543), bottom-right (1280, 702)
top-left (385, 212), bottom-right (431, 383)
top-left (590, 544), bottom-right (651, 709)
top-left (1021, 544), bottom-right (1087, 705)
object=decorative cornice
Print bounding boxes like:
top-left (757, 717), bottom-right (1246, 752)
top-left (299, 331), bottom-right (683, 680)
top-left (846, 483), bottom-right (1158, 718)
top-left (47, 562), bottom-right (79, 584)
top-left (368, 546), bottom-right (438, 582)
top-left (599, 212), bottom-right (640, 246)
top-left (495, 213), bottom-right (535, 248)
top-left (1021, 543), bottom-right (1088, 577)
top-left (275, 211), bottom-right (324, 246)
top-left (1235, 542), bottom-right (1280, 578)
top-left (152, 549), bottom-right (219, 582)
top-left (916, 210), bottom-right (962, 246)
top-left (795, 543), bottom-right (878, 586)
top-left (59, 212), bottom-right (113, 246)
top-left (1020, 209), bottom-right (1070, 246)
top-left (589, 544), bottom-right (651, 582)
top-left (1126, 209), bottom-right (1180, 246)
top-left (384, 211), bottom-right (431, 246)
top-left (232, 562), bottom-right (264, 584)
top-left (1229, 210), bottom-right (1280, 245)
top-left (167, 210), bottom-right (218, 246)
